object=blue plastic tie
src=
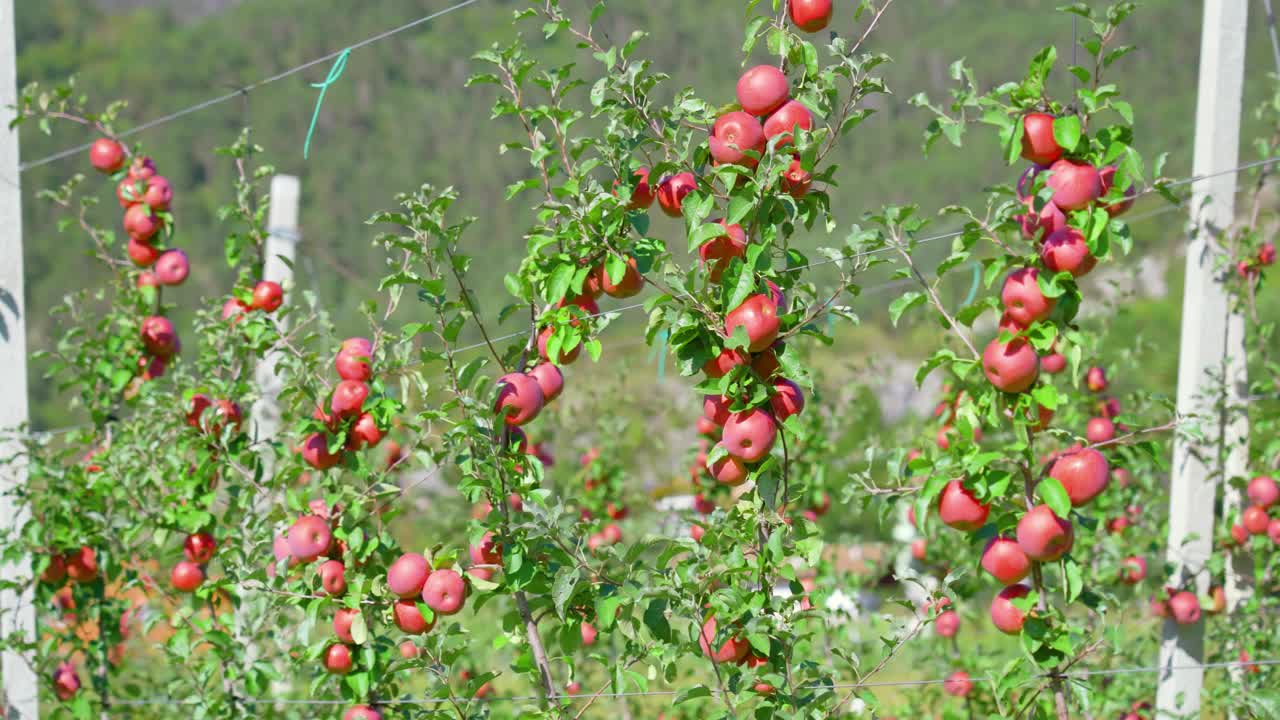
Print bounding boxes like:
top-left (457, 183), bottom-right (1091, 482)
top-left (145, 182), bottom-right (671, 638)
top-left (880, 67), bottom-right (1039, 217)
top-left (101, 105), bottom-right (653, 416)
top-left (961, 261), bottom-right (981, 307)
top-left (303, 48), bottom-right (351, 160)
top-left (648, 328), bottom-right (669, 380)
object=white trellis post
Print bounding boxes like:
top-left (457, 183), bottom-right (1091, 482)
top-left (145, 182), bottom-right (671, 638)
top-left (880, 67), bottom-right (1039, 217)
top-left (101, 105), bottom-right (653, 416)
top-left (0, 1), bottom-right (38, 717)
top-left (251, 174), bottom-right (300, 444)
top-left (1158, 1), bottom-right (1250, 717)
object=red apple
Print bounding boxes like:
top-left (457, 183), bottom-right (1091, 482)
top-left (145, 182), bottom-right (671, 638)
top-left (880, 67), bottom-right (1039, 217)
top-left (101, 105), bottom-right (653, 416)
top-left (128, 156), bottom-right (157, 180)
top-left (656, 172), bottom-right (696, 218)
top-left (770, 378), bottom-right (805, 420)
top-left (694, 493), bottom-right (716, 514)
top-left (40, 554), bottom-right (68, 584)
top-left (789, 0), bottom-right (833, 32)
top-left (251, 280), bottom-right (284, 313)
top-left (710, 452), bottom-right (748, 485)
top-left (982, 337), bottom-right (1039, 393)
top-left (53, 663), bottom-right (81, 701)
top-left (137, 354), bottom-right (166, 381)
top-left (990, 584), bottom-right (1030, 635)
top-left (1099, 165), bottom-right (1136, 216)
top-left (601, 256), bottom-right (644, 298)
top-left (123, 203), bottom-right (163, 242)
top-left (184, 532), bottom-right (216, 564)
top-left (1020, 113), bottom-right (1062, 166)
top-left (1046, 159), bottom-right (1102, 211)
top-left (387, 553), bottom-right (430, 598)
top-left (221, 297), bottom-right (250, 321)
top-left (1247, 475), bottom-right (1279, 508)
top-left (152, 248), bottom-right (189, 286)
top-left (89, 138), bottom-right (126, 173)
top-left (344, 706), bottom-right (383, 720)
top-left (324, 643), bottom-right (354, 674)
top-left (143, 176), bottom-right (173, 211)
top-left (136, 271), bottom-right (158, 288)
top-left (65, 546), bottom-right (97, 583)
top-left (1017, 193), bottom-right (1066, 240)
top-left (736, 65), bottom-right (789, 116)
top-left (422, 568), bottom-right (466, 615)
top-left (1016, 505), bottom-right (1074, 561)
top-left (698, 616), bottom-right (749, 664)
top-left (469, 532), bottom-right (502, 566)
top-left (1001, 267), bottom-right (1055, 327)
top-left (319, 560), bottom-right (347, 596)
top-left (1049, 447), bottom-right (1110, 507)
top-left (1268, 518), bottom-right (1280, 544)
top-left (763, 100), bottom-right (813, 146)
top-left (393, 599), bottom-right (434, 634)
top-left (703, 347), bottom-right (749, 378)
top-left (1231, 523), bottom-right (1248, 545)
top-left (1041, 227), bottom-right (1097, 277)
top-left (943, 670), bottom-right (973, 697)
top-left (1260, 242), bottom-right (1277, 266)
top-left (117, 177), bottom-right (143, 207)
top-left (537, 326), bottom-right (580, 366)
top-left (699, 221), bottom-right (748, 283)
top-left (780, 156), bottom-right (814, 198)
top-left (329, 380), bottom-right (369, 419)
top-left (346, 413), bottom-right (383, 451)
top-left (623, 167), bottom-right (655, 210)
top-left (140, 316), bottom-right (178, 358)
top-left (581, 620), bottom-right (598, 646)
top-left (171, 560), bottom-right (205, 592)
top-left (1120, 556), bottom-right (1146, 584)
top-left (722, 409), bottom-right (777, 463)
top-left (336, 347), bottom-right (373, 382)
top-left (1086, 417), bottom-right (1115, 443)
top-left (938, 480), bottom-right (990, 532)
top-left (399, 641), bottom-right (419, 659)
top-left (935, 609), bottom-right (960, 638)
top-left (300, 432), bottom-right (342, 470)
top-left (710, 111), bottom-right (766, 167)
top-left (703, 394), bottom-right (732, 426)
top-left (911, 538), bottom-right (927, 561)
top-left (495, 372), bottom-right (545, 426)
top-left (1168, 591), bottom-right (1201, 625)
top-left (1086, 366), bottom-right (1108, 392)
top-left (981, 536), bottom-right (1030, 584)
top-left (725, 294), bottom-right (780, 352)
top-left (287, 515), bottom-right (332, 563)
top-left (526, 363), bottom-right (564, 405)
top-left (127, 237), bottom-right (161, 267)
top-left (1243, 505), bottom-right (1271, 535)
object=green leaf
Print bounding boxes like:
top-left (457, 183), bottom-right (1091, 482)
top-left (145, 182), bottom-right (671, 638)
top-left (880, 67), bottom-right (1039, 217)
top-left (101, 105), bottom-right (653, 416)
top-left (350, 613), bottom-right (368, 645)
top-left (1063, 558), bottom-right (1084, 602)
top-left (552, 569), bottom-right (581, 620)
top-left (1038, 477), bottom-right (1071, 519)
top-left (674, 685), bottom-right (712, 704)
top-left (888, 292), bottom-right (924, 327)
top-left (1052, 115), bottom-right (1082, 153)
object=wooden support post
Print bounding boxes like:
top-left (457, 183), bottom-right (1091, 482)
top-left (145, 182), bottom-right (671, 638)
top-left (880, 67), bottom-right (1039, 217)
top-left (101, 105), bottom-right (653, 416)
top-left (250, 174), bottom-right (299, 443)
top-left (0, 2), bottom-right (39, 717)
top-left (1158, 1), bottom-right (1250, 717)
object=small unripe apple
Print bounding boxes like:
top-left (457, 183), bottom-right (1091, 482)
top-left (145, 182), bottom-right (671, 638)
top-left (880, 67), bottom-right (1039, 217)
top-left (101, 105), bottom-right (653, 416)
top-left (324, 643), bottom-right (354, 674)
top-left (251, 280), bottom-right (284, 312)
top-left (422, 568), bottom-right (466, 615)
top-left (89, 138), bottom-right (126, 173)
top-left (990, 584), bottom-right (1030, 634)
top-left (1020, 113), bottom-right (1062, 166)
top-left (287, 515), bottom-right (332, 563)
top-left (736, 65), bottom-right (789, 116)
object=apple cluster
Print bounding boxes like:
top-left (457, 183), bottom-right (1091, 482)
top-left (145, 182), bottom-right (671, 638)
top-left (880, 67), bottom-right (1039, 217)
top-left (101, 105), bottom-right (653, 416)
top-left (298, 338), bottom-right (388, 470)
top-left (1236, 240), bottom-right (1276, 278)
top-left (170, 530), bottom-right (216, 594)
top-left (221, 279), bottom-right (284, 320)
top-left (36, 545), bottom-right (100, 700)
top-left (575, 447), bottom-right (627, 552)
top-left (1229, 474), bottom-right (1280, 546)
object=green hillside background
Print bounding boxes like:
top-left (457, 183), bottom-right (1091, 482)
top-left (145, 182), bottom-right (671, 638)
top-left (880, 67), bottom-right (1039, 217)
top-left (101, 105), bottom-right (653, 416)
top-left (14, 0), bottom-right (1280, 429)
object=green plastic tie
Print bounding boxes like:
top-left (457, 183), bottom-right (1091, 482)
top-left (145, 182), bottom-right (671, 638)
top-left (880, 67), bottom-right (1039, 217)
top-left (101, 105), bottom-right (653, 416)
top-left (648, 328), bottom-right (669, 380)
top-left (961, 261), bottom-right (981, 307)
top-left (303, 48), bottom-right (351, 160)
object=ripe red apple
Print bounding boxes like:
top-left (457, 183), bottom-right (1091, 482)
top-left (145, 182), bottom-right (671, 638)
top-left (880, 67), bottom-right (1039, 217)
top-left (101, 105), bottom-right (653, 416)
top-left (1108, 517), bottom-right (1130, 534)
top-left (1016, 505), bottom-right (1074, 561)
top-left (789, 0), bottom-right (833, 32)
top-left (780, 156), bottom-right (814, 198)
top-left (1268, 518), bottom-right (1280, 544)
top-left (602, 523), bottom-right (623, 545)
top-left (1243, 505), bottom-right (1271, 534)
top-left (1099, 165), bottom-right (1136, 216)
top-left (1168, 591), bottom-right (1201, 625)
top-left (346, 413), bottom-right (383, 451)
top-left (990, 584), bottom-right (1030, 635)
top-left (143, 176), bottom-right (173, 211)
top-left (1247, 475), bottom-right (1279, 508)
top-left (537, 326), bottom-right (580, 365)
top-left (300, 432), bottom-right (343, 470)
top-left (770, 378), bottom-right (804, 421)
top-left (40, 554), bottom-right (68, 584)
top-left (938, 480), bottom-right (990, 532)
top-left (137, 354), bottom-right (167, 381)
top-left (581, 620), bottom-right (598, 646)
top-left (136, 271), bottom-right (158, 288)
top-left (698, 616), bottom-right (749, 664)
top-left (935, 609), bottom-right (960, 638)
top-left (336, 347), bottom-right (373, 382)
top-left (1020, 113), bottom-right (1062, 166)
top-left (910, 538), bottom-right (927, 561)
top-left (694, 493), bottom-right (716, 514)
top-left (324, 643), bottom-right (354, 674)
top-left (287, 515), bottom-right (332, 563)
top-left (527, 363), bottom-right (564, 404)
top-left (1120, 556), bottom-right (1146, 584)
top-left (332, 608), bottom-right (358, 642)
top-left (601, 256), bottom-right (644, 298)
top-left (53, 662), bottom-right (81, 701)
top-left (943, 670), bottom-right (973, 697)
top-left (566, 681), bottom-right (582, 696)
top-left (1086, 366), bottom-right (1108, 392)
top-left (699, 221), bottom-right (748, 283)
top-left (184, 532), bottom-right (216, 564)
top-left (1046, 159), bottom-right (1102, 211)
top-left (1231, 523), bottom-right (1248, 545)
top-left (251, 280), bottom-right (284, 313)
top-left (344, 706), bottom-right (383, 720)
top-left (623, 167), bottom-right (655, 210)
top-left (736, 65), bottom-right (789, 116)
top-left (387, 553), bottom-right (430, 598)
top-left (422, 568), bottom-right (466, 615)
top-left (65, 546), bottom-right (98, 583)
top-left (128, 156), bottom-right (157, 180)
top-left (153, 248), bottom-right (189, 286)
top-left (710, 452), bottom-right (748, 485)
top-left (1260, 241), bottom-right (1277, 266)
top-left (1086, 417), bottom-right (1115, 443)
top-left (329, 380), bottom-right (369, 419)
top-left (393, 599), bottom-right (434, 634)
top-left (319, 560), bottom-right (347, 596)
top-left (725, 294), bottom-right (780, 352)
top-left (398, 641), bottom-right (419, 659)
top-left (981, 536), bottom-right (1030, 584)
top-left (722, 409), bottom-right (777, 463)
top-left (703, 393), bottom-right (732, 426)
top-left (140, 315), bottom-right (178, 357)
top-left (89, 138), bottom-right (126, 173)
top-left (656, 172), bottom-right (697, 218)
top-left (469, 531), bottom-right (502, 566)
top-left (127, 237), bottom-right (161, 267)
top-left (1041, 227), bottom-right (1097, 277)
top-left (171, 560), bottom-right (205, 592)
top-left (1049, 447), bottom-right (1110, 506)
top-left (117, 177), bottom-right (143, 207)
top-left (763, 100), bottom-right (813, 146)
top-left (703, 347), bottom-right (749, 378)
top-left (123, 203), bottom-right (163, 242)
top-left (982, 337), bottom-right (1039, 393)
top-left (221, 296), bottom-right (250, 321)
top-left (690, 524), bottom-right (706, 542)
top-left (710, 110), bottom-right (766, 167)
top-left (495, 372), bottom-right (545, 426)
top-left (1001, 267), bottom-right (1055, 327)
